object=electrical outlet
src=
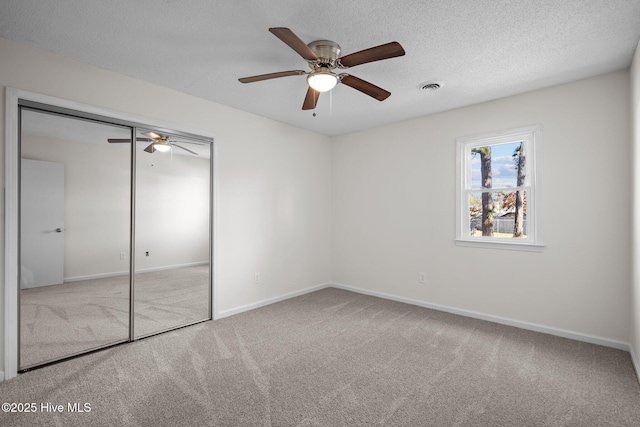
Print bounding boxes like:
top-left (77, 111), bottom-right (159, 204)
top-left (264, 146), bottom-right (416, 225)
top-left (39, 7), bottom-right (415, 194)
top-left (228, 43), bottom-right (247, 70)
top-left (419, 272), bottom-right (427, 284)
top-left (120, 252), bottom-right (126, 260)
top-left (254, 273), bottom-right (260, 284)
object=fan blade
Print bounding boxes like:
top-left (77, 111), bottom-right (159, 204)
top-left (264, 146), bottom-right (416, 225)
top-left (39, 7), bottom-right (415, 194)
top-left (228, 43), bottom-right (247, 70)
top-left (269, 27), bottom-right (318, 61)
top-left (340, 75), bottom-right (391, 101)
top-left (143, 143), bottom-right (156, 153)
top-left (171, 143), bottom-right (198, 155)
top-left (144, 131), bottom-right (162, 140)
top-left (302, 87), bottom-right (320, 110)
top-left (239, 70), bottom-right (306, 84)
top-left (107, 138), bottom-right (151, 143)
top-left (338, 41), bottom-right (405, 68)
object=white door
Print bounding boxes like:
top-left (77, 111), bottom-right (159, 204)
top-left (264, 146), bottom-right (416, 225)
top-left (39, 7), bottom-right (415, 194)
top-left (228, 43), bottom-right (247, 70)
top-left (21, 158), bottom-right (65, 288)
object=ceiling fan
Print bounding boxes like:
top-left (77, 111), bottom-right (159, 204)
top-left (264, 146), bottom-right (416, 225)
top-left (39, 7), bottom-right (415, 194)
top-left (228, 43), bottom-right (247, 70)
top-left (107, 131), bottom-right (198, 155)
top-left (238, 27), bottom-right (405, 110)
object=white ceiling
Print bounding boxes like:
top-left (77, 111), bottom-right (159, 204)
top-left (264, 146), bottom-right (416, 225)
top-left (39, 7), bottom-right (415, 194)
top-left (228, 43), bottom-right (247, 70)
top-left (2, 0), bottom-right (639, 136)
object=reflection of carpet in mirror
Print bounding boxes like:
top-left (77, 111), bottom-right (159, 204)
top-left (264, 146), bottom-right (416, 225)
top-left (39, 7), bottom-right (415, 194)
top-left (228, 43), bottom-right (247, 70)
top-left (19, 265), bottom-right (209, 369)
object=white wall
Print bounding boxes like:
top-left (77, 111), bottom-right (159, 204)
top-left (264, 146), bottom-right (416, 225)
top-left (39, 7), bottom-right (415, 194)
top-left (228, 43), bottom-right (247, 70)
top-left (333, 70), bottom-right (631, 343)
top-left (22, 135), bottom-right (131, 280)
top-left (135, 148), bottom-right (210, 272)
top-left (0, 37), bottom-right (333, 370)
top-left (631, 40), bottom-right (640, 367)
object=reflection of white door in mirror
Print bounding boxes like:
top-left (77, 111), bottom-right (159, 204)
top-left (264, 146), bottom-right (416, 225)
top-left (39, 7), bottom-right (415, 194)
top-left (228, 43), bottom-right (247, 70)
top-left (20, 158), bottom-right (65, 289)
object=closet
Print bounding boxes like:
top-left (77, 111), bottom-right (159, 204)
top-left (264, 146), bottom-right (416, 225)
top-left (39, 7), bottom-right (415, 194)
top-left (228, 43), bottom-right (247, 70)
top-left (18, 106), bottom-right (212, 370)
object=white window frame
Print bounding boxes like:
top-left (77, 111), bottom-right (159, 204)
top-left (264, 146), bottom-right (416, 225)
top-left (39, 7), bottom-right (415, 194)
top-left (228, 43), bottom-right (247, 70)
top-left (455, 125), bottom-right (544, 251)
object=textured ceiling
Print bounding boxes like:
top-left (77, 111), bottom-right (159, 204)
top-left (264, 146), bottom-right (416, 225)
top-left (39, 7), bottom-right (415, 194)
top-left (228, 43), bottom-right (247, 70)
top-left (1, 0), bottom-right (639, 136)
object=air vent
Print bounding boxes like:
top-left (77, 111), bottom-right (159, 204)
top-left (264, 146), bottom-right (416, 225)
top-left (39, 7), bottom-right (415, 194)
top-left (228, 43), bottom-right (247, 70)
top-left (418, 82), bottom-right (441, 91)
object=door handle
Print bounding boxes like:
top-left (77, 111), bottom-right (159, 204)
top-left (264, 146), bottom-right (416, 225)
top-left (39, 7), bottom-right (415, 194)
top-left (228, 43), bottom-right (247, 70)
top-left (55, 228), bottom-right (64, 233)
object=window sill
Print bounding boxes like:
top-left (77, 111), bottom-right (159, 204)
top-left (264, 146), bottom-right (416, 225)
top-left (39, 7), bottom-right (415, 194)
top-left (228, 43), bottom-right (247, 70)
top-left (455, 239), bottom-right (545, 252)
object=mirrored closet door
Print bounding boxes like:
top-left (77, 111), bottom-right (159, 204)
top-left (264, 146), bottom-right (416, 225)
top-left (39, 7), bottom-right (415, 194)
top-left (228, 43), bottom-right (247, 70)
top-left (133, 129), bottom-right (211, 338)
top-left (19, 108), bottom-right (132, 369)
top-left (18, 106), bottom-right (213, 370)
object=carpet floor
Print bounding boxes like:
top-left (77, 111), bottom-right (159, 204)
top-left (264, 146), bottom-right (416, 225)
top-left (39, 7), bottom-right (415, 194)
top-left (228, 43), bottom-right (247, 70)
top-left (20, 265), bottom-right (209, 368)
top-left (2, 287), bottom-right (639, 426)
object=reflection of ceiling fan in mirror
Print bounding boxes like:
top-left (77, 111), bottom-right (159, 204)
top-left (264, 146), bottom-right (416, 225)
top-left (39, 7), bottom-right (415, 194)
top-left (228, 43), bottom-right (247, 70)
top-left (107, 131), bottom-right (198, 155)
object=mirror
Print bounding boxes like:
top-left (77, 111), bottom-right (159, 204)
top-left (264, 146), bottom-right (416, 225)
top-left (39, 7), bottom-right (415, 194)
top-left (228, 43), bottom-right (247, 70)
top-left (17, 107), bottom-right (213, 370)
top-left (19, 109), bottom-right (131, 369)
top-left (133, 129), bottom-right (211, 338)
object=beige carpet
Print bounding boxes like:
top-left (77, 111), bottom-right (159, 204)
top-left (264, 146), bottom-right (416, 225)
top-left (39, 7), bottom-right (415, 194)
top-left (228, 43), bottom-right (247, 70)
top-left (20, 265), bottom-right (210, 369)
top-left (2, 287), bottom-right (640, 426)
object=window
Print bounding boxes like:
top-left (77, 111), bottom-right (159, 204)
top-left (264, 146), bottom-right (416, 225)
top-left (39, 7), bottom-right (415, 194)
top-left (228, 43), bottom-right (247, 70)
top-left (456, 125), bottom-right (543, 251)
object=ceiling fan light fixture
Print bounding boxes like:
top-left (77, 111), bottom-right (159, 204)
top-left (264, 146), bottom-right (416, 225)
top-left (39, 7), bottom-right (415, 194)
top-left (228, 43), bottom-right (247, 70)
top-left (153, 143), bottom-right (171, 152)
top-left (307, 69), bottom-right (338, 92)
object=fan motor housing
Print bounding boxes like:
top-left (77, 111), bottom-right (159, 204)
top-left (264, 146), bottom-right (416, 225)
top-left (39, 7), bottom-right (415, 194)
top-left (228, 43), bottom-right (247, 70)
top-left (308, 40), bottom-right (341, 66)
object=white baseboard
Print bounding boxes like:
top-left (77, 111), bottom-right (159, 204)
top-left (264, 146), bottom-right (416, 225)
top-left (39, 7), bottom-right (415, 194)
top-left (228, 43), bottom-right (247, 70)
top-left (217, 282), bottom-right (332, 319)
top-left (64, 261), bottom-right (208, 283)
top-left (331, 282), bottom-right (631, 352)
top-left (64, 270), bottom-right (128, 283)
